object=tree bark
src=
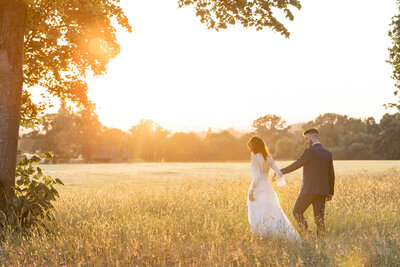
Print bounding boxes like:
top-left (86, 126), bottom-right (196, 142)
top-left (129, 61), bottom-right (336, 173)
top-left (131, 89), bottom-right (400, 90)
top-left (0, 0), bottom-right (26, 203)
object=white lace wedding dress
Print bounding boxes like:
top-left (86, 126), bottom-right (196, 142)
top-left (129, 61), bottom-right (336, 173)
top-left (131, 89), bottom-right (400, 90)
top-left (248, 153), bottom-right (300, 240)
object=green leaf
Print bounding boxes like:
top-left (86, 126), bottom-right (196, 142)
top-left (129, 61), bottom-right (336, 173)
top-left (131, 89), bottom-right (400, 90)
top-left (20, 156), bottom-right (29, 166)
top-left (26, 168), bottom-right (35, 175)
top-left (40, 151), bottom-right (54, 159)
top-left (55, 178), bottom-right (64, 185)
top-left (35, 167), bottom-right (43, 179)
top-left (30, 155), bottom-right (41, 163)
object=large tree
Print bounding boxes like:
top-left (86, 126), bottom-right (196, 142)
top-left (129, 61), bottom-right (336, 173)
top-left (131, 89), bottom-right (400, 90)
top-left (0, 0), bottom-right (301, 200)
top-left (252, 114), bottom-right (290, 152)
top-left (371, 113), bottom-right (400, 159)
top-left (129, 120), bottom-right (170, 162)
top-left (29, 103), bottom-right (81, 161)
top-left (302, 113), bottom-right (366, 148)
top-left (0, 0), bottom-right (131, 199)
top-left (388, 1), bottom-right (400, 110)
top-left (0, 0), bottom-right (26, 199)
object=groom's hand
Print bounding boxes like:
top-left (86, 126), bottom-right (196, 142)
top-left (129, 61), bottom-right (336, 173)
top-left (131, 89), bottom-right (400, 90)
top-left (326, 195), bottom-right (333, 201)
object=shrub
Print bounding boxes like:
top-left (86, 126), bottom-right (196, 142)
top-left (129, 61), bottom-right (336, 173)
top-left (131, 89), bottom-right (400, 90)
top-left (0, 153), bottom-right (63, 232)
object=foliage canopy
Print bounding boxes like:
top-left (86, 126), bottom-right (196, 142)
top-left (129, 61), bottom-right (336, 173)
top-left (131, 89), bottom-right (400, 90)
top-left (388, 1), bottom-right (400, 110)
top-left (20, 0), bottom-right (132, 126)
top-left (178, 0), bottom-right (301, 37)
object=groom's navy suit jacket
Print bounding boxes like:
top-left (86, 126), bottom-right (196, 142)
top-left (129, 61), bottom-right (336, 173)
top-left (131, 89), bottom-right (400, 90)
top-left (280, 143), bottom-right (335, 196)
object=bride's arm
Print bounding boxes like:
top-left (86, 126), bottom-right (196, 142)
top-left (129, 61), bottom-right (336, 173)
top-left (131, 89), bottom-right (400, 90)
top-left (268, 156), bottom-right (283, 176)
top-left (268, 156), bottom-right (287, 186)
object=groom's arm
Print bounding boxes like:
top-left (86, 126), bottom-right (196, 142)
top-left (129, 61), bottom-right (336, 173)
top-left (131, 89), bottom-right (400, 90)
top-left (280, 148), bottom-right (311, 175)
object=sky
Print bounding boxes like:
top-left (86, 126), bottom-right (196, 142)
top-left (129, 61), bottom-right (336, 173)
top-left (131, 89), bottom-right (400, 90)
top-left (83, 0), bottom-right (399, 132)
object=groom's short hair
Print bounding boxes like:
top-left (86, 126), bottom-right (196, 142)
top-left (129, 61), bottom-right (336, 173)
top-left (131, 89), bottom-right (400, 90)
top-left (303, 128), bottom-right (319, 136)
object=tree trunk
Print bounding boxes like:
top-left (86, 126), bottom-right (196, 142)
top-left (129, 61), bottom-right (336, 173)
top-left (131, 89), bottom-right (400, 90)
top-left (0, 0), bottom-right (26, 204)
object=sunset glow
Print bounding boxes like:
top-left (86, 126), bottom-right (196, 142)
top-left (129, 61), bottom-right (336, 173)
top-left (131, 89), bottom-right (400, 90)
top-left (80, 0), bottom-right (398, 132)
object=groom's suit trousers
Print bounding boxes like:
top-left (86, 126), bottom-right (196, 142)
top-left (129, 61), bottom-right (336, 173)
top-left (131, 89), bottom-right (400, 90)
top-left (293, 194), bottom-right (326, 236)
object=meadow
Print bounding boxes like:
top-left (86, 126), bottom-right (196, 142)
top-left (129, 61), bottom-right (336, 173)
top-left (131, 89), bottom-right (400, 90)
top-left (1, 161), bottom-right (400, 266)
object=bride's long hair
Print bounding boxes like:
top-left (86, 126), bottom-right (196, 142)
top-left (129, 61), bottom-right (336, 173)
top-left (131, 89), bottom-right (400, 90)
top-left (247, 136), bottom-right (271, 161)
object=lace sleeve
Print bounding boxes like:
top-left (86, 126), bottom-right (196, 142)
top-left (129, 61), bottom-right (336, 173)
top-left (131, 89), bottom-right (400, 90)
top-left (267, 156), bottom-right (282, 176)
top-left (250, 154), bottom-right (263, 191)
top-left (268, 156), bottom-right (286, 187)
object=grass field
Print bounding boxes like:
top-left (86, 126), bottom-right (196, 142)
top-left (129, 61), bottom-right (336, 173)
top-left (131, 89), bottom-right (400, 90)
top-left (1, 161), bottom-right (400, 266)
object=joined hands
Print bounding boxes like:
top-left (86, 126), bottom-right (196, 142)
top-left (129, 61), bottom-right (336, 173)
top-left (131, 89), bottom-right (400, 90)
top-left (273, 173), bottom-right (286, 187)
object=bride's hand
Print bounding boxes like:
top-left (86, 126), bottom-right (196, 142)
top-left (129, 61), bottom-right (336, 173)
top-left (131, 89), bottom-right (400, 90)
top-left (248, 190), bottom-right (255, 201)
top-left (276, 173), bottom-right (286, 187)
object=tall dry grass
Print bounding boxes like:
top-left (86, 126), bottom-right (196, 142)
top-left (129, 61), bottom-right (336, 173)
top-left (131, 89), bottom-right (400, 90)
top-left (0, 161), bottom-right (399, 266)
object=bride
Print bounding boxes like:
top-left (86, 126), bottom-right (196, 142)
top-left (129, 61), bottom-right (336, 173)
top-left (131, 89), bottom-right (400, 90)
top-left (247, 136), bottom-right (300, 240)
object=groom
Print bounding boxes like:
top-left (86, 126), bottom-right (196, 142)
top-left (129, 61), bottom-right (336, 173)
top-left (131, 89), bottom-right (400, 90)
top-left (279, 128), bottom-right (335, 237)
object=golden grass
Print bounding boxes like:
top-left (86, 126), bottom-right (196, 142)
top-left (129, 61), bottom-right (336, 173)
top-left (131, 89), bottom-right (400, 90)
top-left (0, 161), bottom-right (399, 266)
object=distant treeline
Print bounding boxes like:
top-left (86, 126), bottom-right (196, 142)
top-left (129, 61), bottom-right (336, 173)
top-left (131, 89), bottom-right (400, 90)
top-left (19, 105), bottom-right (400, 162)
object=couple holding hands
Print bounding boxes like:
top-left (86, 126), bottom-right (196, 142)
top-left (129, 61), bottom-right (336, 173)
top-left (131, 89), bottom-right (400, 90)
top-left (247, 128), bottom-right (335, 240)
